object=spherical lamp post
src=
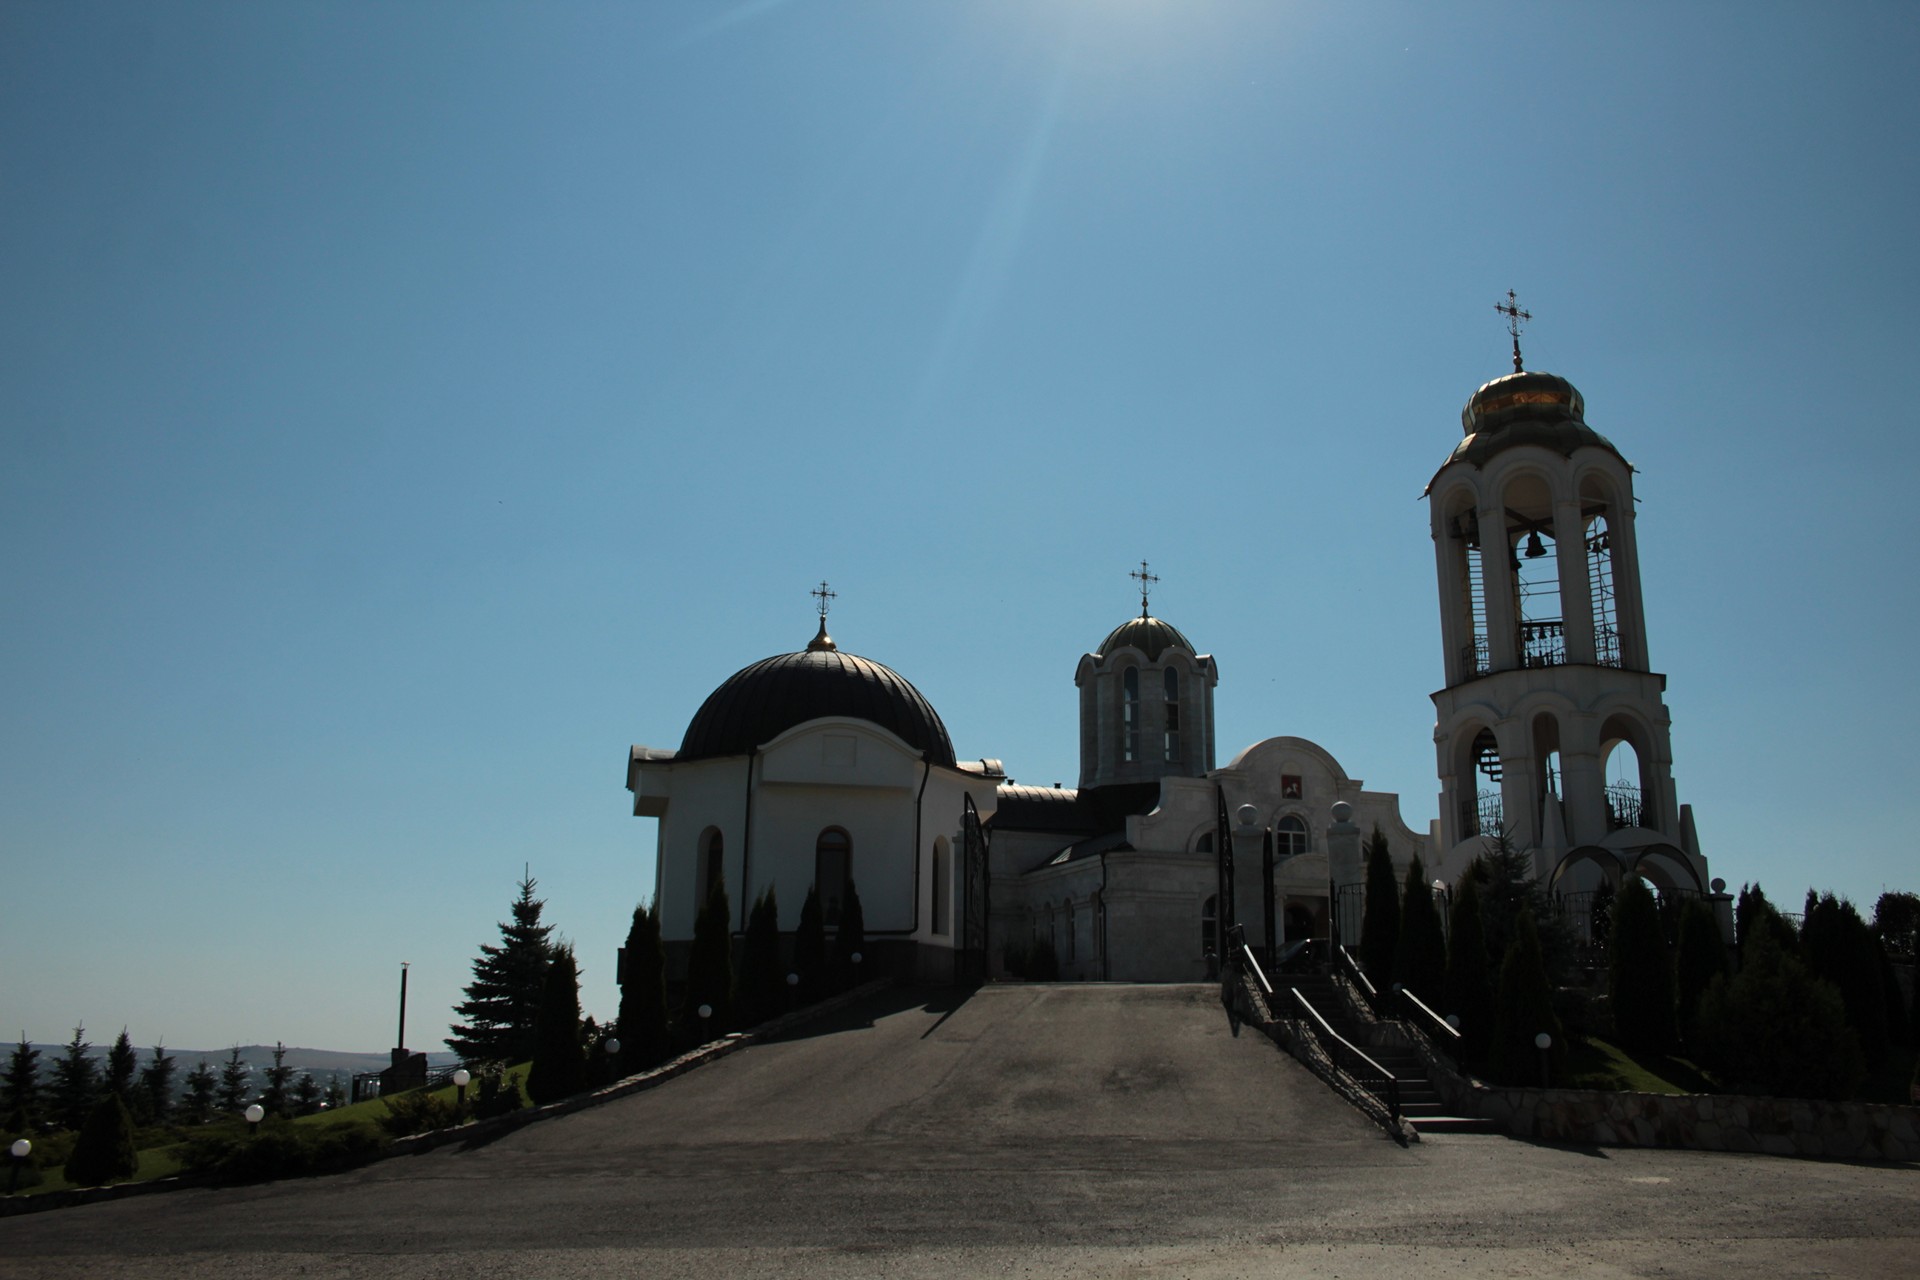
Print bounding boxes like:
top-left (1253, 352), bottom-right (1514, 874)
top-left (1534, 1032), bottom-right (1553, 1089)
top-left (244, 1103), bottom-right (265, 1136)
top-left (602, 1040), bottom-right (621, 1085)
top-left (452, 1068), bottom-right (471, 1113)
top-left (8, 1138), bottom-right (29, 1194)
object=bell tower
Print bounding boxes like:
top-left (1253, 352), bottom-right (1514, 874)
top-left (1076, 563), bottom-right (1218, 791)
top-left (1426, 303), bottom-right (1706, 894)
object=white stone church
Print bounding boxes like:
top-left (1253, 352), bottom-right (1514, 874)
top-left (626, 356), bottom-right (1714, 984)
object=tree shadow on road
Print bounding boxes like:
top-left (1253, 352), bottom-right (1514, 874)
top-left (767, 984), bottom-right (975, 1044)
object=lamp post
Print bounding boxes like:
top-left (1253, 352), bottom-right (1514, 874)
top-left (244, 1103), bottom-right (265, 1136)
top-left (452, 1068), bottom-right (471, 1113)
top-left (601, 1040), bottom-right (620, 1086)
top-left (9, 1138), bottom-right (28, 1193)
top-left (1534, 1032), bottom-right (1553, 1088)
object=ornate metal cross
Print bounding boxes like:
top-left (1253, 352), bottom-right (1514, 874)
top-left (1496, 289), bottom-right (1532, 373)
top-left (1130, 559), bottom-right (1159, 617)
top-left (810, 580), bottom-right (836, 621)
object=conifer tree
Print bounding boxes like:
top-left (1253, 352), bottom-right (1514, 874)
top-left (1393, 855), bottom-right (1448, 1007)
top-left (1442, 877), bottom-right (1495, 1072)
top-left (737, 887), bottom-right (785, 1028)
top-left (616, 901), bottom-right (671, 1072)
top-left (293, 1072), bottom-right (323, 1117)
top-left (1800, 893), bottom-right (1889, 1065)
top-left (179, 1060), bottom-right (217, 1125)
top-left (684, 879), bottom-right (734, 1037)
top-left (833, 880), bottom-right (868, 990)
top-left (1358, 827), bottom-right (1400, 988)
top-left (1490, 908), bottom-right (1564, 1086)
top-left (138, 1043), bottom-right (177, 1125)
top-left (3, 1037), bottom-right (41, 1132)
top-left (261, 1042), bottom-right (294, 1117)
top-left (448, 873), bottom-right (558, 1063)
top-left (526, 947), bottom-right (586, 1105)
top-left (217, 1046), bottom-right (250, 1114)
top-left (1673, 897), bottom-right (1728, 1044)
top-left (1608, 877), bottom-right (1676, 1053)
top-left (794, 886), bottom-right (828, 1002)
top-left (1695, 923), bottom-right (1862, 1100)
top-left (1467, 828), bottom-right (1537, 978)
top-left (64, 1094), bottom-right (138, 1187)
top-left (48, 1026), bottom-right (99, 1131)
top-left (1735, 883), bottom-right (1797, 962)
top-left (104, 1029), bottom-right (138, 1105)
top-left (1586, 879), bottom-right (1615, 968)
top-left (323, 1075), bottom-right (347, 1111)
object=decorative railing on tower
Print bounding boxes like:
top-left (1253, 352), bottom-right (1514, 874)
top-left (1517, 619), bottom-right (1566, 668)
top-left (1593, 623), bottom-right (1623, 668)
top-left (1605, 782), bottom-right (1650, 831)
top-left (1459, 789), bottom-right (1503, 839)
top-left (1460, 637), bottom-right (1491, 679)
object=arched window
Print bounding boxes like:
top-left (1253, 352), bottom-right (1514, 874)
top-left (1091, 889), bottom-right (1104, 958)
top-left (1163, 667), bottom-right (1181, 762)
top-left (1065, 900), bottom-right (1077, 962)
top-left (696, 829), bottom-right (724, 907)
top-left (1587, 512), bottom-right (1621, 667)
top-left (1452, 505), bottom-right (1490, 678)
top-left (930, 837), bottom-right (950, 937)
top-left (1201, 894), bottom-right (1218, 958)
top-left (1122, 667), bottom-right (1140, 763)
top-left (1276, 815), bottom-right (1308, 858)
top-left (815, 828), bottom-right (851, 927)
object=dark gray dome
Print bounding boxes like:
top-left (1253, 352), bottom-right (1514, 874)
top-left (1097, 615), bottom-right (1195, 662)
top-left (1439, 369), bottom-right (1626, 472)
top-left (678, 646), bottom-right (955, 766)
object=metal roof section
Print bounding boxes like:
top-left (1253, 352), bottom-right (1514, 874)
top-left (1096, 614), bottom-right (1196, 662)
top-left (990, 781), bottom-right (1162, 838)
top-left (677, 646), bottom-right (957, 767)
top-left (1427, 369), bottom-right (1628, 488)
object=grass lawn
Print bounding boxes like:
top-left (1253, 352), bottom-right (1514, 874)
top-left (1563, 1035), bottom-right (1718, 1094)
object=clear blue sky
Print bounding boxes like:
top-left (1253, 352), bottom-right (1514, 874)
top-left (4, 2), bottom-right (1915, 1054)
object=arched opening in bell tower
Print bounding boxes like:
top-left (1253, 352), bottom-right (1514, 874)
top-left (1122, 667), bottom-right (1140, 764)
top-left (1599, 718), bottom-right (1656, 831)
top-left (1505, 475), bottom-right (1564, 668)
top-left (1454, 726), bottom-right (1505, 839)
top-left (1581, 476), bottom-right (1624, 669)
top-left (1531, 711), bottom-right (1564, 840)
top-left (1447, 499), bottom-right (1491, 680)
top-left (1162, 666), bottom-right (1181, 763)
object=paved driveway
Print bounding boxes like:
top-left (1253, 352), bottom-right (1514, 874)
top-left (3, 984), bottom-right (1915, 1277)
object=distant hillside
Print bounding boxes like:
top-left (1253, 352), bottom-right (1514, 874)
top-left (24, 1043), bottom-right (461, 1079)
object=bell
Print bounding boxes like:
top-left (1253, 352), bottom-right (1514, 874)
top-left (1524, 530), bottom-right (1547, 558)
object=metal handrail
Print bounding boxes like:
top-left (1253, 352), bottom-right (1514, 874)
top-left (1398, 986), bottom-right (1462, 1058)
top-left (1238, 942), bottom-right (1275, 1018)
top-left (1334, 943), bottom-right (1381, 1013)
top-left (1289, 987), bottom-right (1400, 1122)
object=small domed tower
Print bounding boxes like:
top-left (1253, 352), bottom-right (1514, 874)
top-left (1075, 568), bottom-right (1217, 790)
top-left (1426, 328), bottom-right (1706, 894)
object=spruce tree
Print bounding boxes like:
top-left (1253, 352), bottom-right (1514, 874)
top-left (1608, 877), bottom-right (1676, 1053)
top-left (1358, 827), bottom-right (1400, 988)
top-left (684, 878), bottom-right (734, 1037)
top-left (48, 1026), bottom-right (99, 1131)
top-left (1735, 883), bottom-right (1797, 962)
top-left (217, 1046), bottom-right (250, 1114)
top-left (1442, 877), bottom-right (1495, 1072)
top-left (1393, 855), bottom-right (1448, 1007)
top-left (64, 1095), bottom-right (138, 1187)
top-left (616, 901), bottom-right (671, 1072)
top-left (179, 1060), bottom-right (217, 1125)
top-left (526, 947), bottom-right (586, 1105)
top-left (1468, 828), bottom-right (1537, 978)
top-left (3, 1037), bottom-right (42, 1132)
top-left (833, 880), bottom-right (868, 990)
top-left (1673, 897), bottom-right (1728, 1044)
top-left (1489, 908), bottom-right (1564, 1086)
top-left (447, 873), bottom-right (558, 1064)
top-left (138, 1043), bottom-right (177, 1125)
top-left (293, 1072), bottom-right (323, 1116)
top-left (737, 887), bottom-right (785, 1028)
top-left (1586, 879), bottom-right (1615, 968)
top-left (104, 1029), bottom-right (138, 1105)
top-left (261, 1042), bottom-right (294, 1117)
top-left (794, 886), bottom-right (828, 1003)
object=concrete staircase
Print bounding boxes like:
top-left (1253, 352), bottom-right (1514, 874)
top-left (1280, 973), bottom-right (1498, 1135)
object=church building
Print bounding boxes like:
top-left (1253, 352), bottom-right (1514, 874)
top-left (626, 338), bottom-right (1714, 983)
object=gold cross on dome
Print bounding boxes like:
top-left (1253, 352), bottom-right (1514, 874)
top-left (810, 580), bottom-right (837, 621)
top-left (1130, 560), bottom-right (1159, 617)
top-left (1495, 289), bottom-right (1533, 373)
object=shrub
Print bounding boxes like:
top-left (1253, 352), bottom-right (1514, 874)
top-left (737, 886), bottom-right (786, 1027)
top-left (1026, 941), bottom-right (1059, 982)
top-left (1489, 908), bottom-right (1564, 1086)
top-left (1358, 827), bottom-right (1399, 988)
top-left (833, 880), bottom-right (868, 990)
top-left (1673, 897), bottom-right (1728, 1044)
top-left (1393, 855), bottom-right (1447, 1007)
top-left (64, 1095), bottom-right (138, 1187)
top-left (684, 879), bottom-right (734, 1037)
top-left (794, 886), bottom-right (829, 1003)
top-left (378, 1089), bottom-right (460, 1137)
top-left (617, 901), bottom-right (671, 1073)
top-left (182, 1122), bottom-right (387, 1184)
top-left (473, 1065), bottom-right (525, 1119)
top-left (1442, 876), bottom-right (1495, 1072)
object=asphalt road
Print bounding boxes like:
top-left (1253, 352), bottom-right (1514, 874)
top-left (3, 984), bottom-right (1916, 1278)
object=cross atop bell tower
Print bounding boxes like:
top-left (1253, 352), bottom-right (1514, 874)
top-left (1129, 559), bottom-right (1159, 618)
top-left (1495, 289), bottom-right (1532, 373)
